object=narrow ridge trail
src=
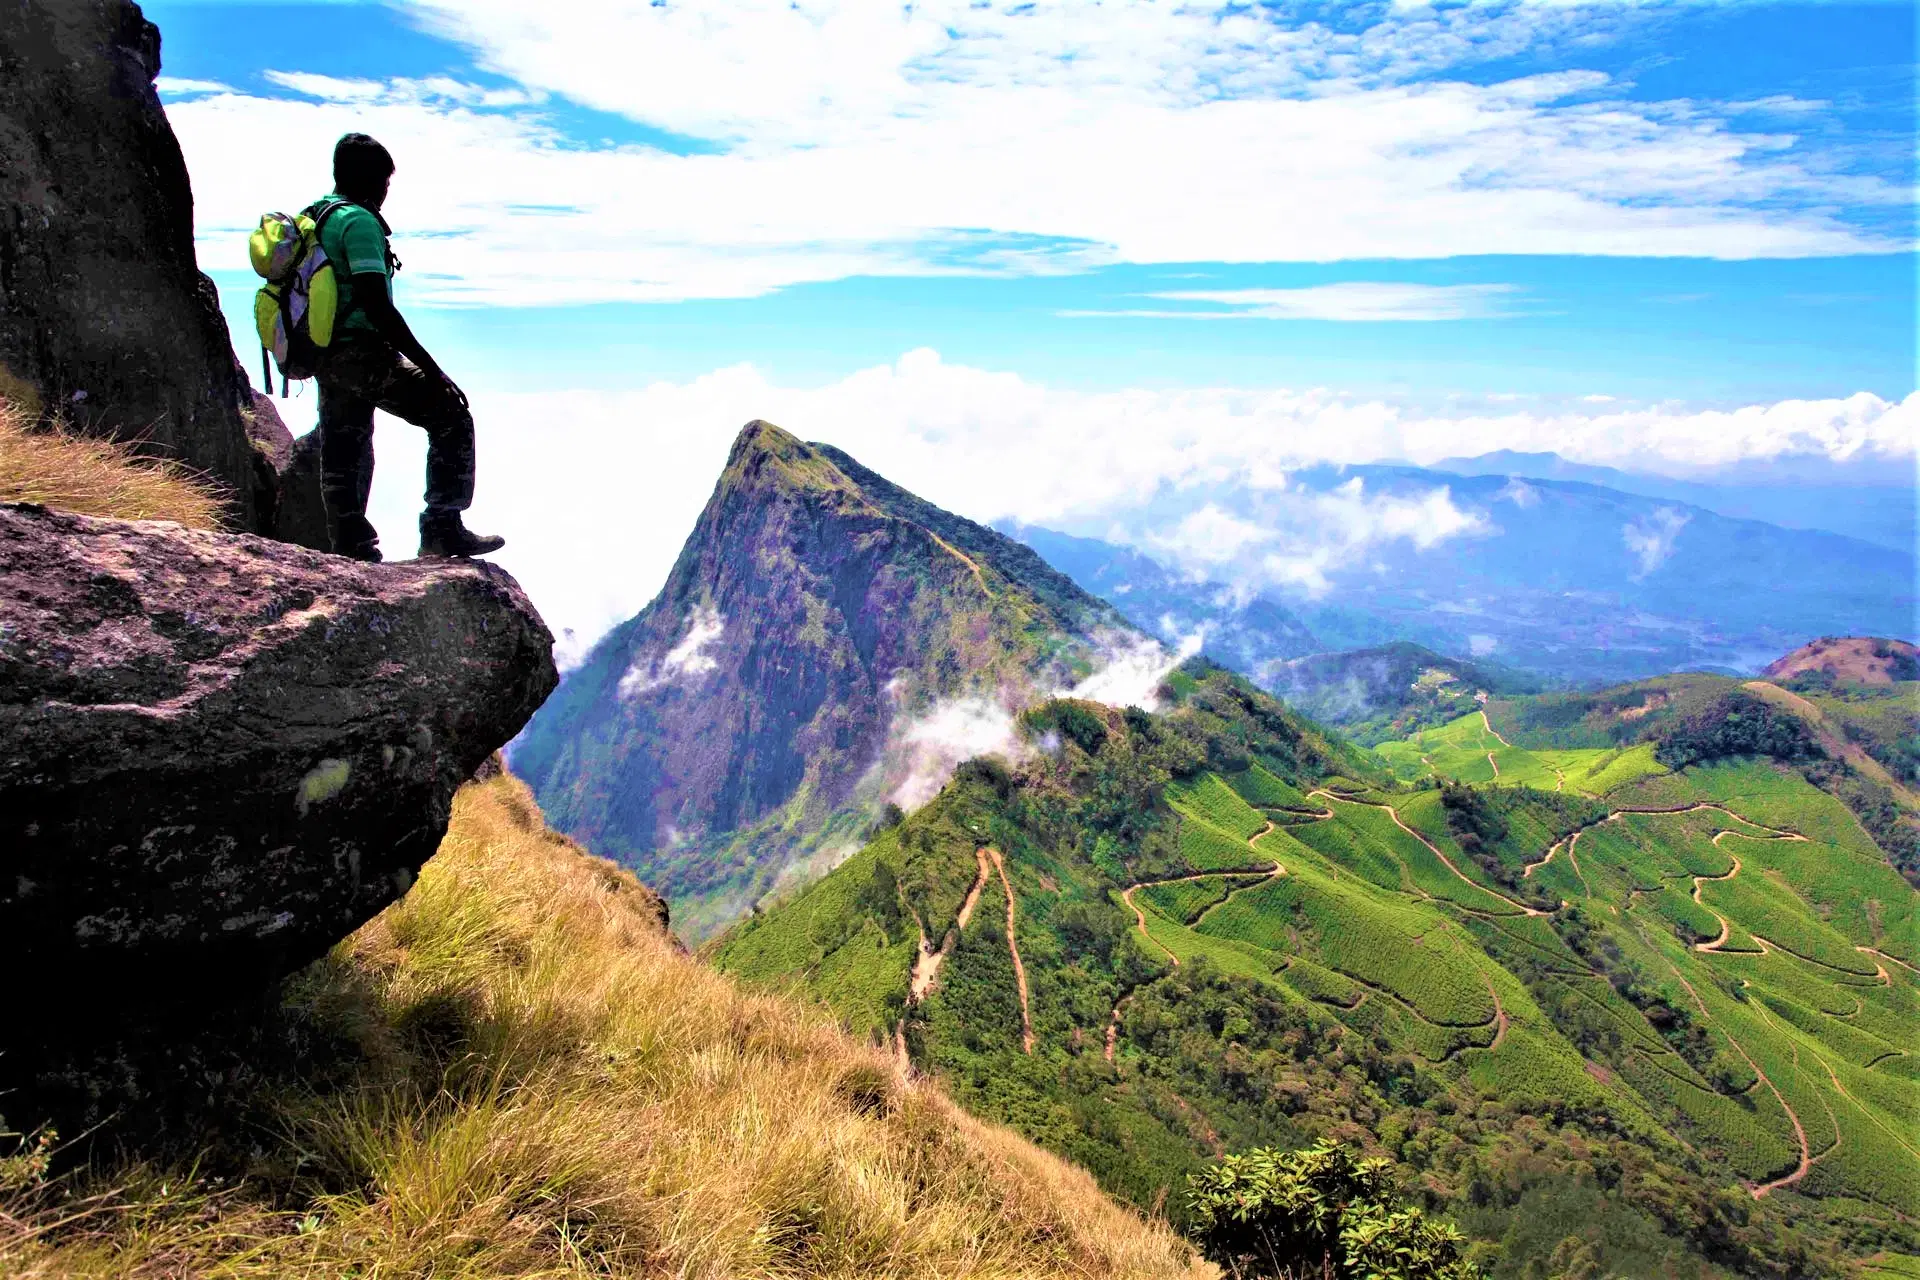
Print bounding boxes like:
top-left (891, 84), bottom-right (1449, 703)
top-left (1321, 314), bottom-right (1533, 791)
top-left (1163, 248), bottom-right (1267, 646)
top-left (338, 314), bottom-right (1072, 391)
top-left (985, 848), bottom-right (1035, 1055)
top-left (1310, 789), bottom-right (1548, 918)
top-left (1480, 709), bottom-right (1512, 747)
top-left (1522, 838), bottom-right (1564, 879)
top-left (907, 849), bottom-right (992, 1002)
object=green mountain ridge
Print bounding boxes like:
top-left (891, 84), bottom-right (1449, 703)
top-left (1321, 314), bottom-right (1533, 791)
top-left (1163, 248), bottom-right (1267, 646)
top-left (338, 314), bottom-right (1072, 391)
top-left (1267, 641), bottom-right (1550, 746)
top-left (513, 421), bottom-right (1143, 937)
top-left (715, 661), bottom-right (1920, 1279)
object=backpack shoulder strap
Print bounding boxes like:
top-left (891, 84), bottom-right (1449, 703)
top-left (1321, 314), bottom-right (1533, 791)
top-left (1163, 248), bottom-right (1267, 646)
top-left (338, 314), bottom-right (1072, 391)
top-left (306, 198), bottom-right (354, 234)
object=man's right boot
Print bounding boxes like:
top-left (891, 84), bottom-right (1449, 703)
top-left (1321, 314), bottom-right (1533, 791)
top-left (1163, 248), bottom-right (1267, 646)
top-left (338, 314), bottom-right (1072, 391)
top-left (418, 511), bottom-right (505, 559)
top-left (331, 511), bottom-right (383, 563)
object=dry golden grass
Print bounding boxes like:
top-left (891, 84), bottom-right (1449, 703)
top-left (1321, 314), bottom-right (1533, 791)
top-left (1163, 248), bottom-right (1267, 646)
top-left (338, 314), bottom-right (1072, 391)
top-left (0, 396), bottom-right (225, 528)
top-left (0, 775), bottom-right (1205, 1279)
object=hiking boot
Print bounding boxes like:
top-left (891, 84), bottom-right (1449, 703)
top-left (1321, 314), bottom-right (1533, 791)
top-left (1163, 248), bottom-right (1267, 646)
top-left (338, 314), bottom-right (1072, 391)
top-left (332, 512), bottom-right (382, 563)
top-left (418, 511), bottom-right (505, 559)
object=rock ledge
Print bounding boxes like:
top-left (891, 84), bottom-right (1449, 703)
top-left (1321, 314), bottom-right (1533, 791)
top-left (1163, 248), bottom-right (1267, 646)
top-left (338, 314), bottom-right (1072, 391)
top-left (0, 503), bottom-right (558, 1019)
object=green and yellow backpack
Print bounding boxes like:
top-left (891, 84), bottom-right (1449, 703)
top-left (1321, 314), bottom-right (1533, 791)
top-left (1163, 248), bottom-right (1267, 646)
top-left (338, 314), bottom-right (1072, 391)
top-left (248, 199), bottom-right (349, 396)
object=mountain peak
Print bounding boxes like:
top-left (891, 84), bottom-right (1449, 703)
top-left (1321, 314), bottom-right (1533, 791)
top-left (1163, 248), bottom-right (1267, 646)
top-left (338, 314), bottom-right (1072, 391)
top-left (1763, 636), bottom-right (1920, 686)
top-left (514, 430), bottom-right (1139, 936)
top-left (720, 419), bottom-right (867, 504)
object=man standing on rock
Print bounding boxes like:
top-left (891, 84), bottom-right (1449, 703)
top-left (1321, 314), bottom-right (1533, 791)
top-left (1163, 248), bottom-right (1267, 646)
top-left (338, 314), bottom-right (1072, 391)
top-left (313, 133), bottom-right (503, 562)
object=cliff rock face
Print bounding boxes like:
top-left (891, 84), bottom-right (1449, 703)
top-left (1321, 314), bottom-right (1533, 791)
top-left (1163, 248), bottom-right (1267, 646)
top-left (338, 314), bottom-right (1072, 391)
top-left (0, 502), bottom-right (558, 1020)
top-left (514, 421), bottom-right (1137, 933)
top-left (0, 1), bottom-right (275, 529)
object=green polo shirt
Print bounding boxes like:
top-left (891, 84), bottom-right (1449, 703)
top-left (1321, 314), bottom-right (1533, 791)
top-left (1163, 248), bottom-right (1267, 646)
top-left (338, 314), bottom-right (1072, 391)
top-left (313, 195), bottom-right (390, 336)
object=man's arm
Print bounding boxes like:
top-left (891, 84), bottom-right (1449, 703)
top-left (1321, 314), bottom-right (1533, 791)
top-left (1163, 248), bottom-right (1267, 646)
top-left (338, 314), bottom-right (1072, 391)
top-left (351, 272), bottom-right (467, 407)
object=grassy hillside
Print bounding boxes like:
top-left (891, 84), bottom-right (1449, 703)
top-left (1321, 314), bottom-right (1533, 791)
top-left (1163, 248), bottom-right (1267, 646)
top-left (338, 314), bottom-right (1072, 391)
top-left (0, 775), bottom-right (1202, 1278)
top-left (717, 663), bottom-right (1920, 1278)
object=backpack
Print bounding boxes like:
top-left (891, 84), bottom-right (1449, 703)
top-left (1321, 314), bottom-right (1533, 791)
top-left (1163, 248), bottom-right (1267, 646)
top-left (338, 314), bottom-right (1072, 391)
top-left (248, 199), bottom-right (350, 397)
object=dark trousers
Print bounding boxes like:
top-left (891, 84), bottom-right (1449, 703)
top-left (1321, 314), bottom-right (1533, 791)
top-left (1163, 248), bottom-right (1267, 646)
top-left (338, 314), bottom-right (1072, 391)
top-left (315, 340), bottom-right (474, 554)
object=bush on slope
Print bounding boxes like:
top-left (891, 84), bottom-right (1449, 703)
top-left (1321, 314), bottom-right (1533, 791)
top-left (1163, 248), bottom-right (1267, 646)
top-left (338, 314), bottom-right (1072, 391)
top-left (0, 777), bottom-right (1201, 1279)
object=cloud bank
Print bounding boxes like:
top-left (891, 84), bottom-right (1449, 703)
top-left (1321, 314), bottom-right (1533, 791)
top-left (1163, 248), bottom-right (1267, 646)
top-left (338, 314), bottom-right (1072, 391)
top-left (312, 348), bottom-right (1913, 658)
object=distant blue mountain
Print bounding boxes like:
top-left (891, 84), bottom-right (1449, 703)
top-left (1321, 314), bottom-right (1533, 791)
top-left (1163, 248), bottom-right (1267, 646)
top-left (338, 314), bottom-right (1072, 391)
top-left (1005, 463), bottom-right (1916, 687)
top-left (1430, 450), bottom-right (1915, 553)
top-left (992, 522), bottom-right (1321, 669)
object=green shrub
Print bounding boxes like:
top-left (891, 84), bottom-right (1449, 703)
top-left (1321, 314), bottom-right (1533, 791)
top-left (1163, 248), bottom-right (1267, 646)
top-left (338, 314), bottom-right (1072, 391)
top-left (1186, 1140), bottom-right (1481, 1280)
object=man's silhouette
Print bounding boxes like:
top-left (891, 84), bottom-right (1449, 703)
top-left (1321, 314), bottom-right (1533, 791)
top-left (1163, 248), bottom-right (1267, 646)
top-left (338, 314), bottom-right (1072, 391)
top-left (313, 133), bottom-right (503, 561)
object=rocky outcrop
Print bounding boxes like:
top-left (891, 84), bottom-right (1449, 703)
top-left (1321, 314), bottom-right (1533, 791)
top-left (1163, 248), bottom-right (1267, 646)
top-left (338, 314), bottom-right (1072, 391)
top-left (0, 2), bottom-right (276, 530)
top-left (0, 503), bottom-right (558, 1021)
top-left (239, 388), bottom-right (331, 551)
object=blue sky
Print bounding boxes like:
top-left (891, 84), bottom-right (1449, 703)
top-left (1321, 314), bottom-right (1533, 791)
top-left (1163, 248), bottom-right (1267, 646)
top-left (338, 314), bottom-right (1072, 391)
top-left (145, 0), bottom-right (1916, 655)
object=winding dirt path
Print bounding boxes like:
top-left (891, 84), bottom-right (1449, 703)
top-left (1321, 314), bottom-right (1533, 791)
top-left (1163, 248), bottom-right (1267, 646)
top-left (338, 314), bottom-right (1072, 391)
top-left (985, 848), bottom-right (1035, 1054)
top-left (1122, 884), bottom-right (1183, 965)
top-left (1691, 852), bottom-right (1743, 953)
top-left (1484, 975), bottom-right (1509, 1050)
top-left (1659, 955), bottom-right (1812, 1198)
top-left (1311, 790), bottom-right (1548, 917)
top-left (1486, 752), bottom-right (1501, 778)
top-left (1858, 946), bottom-right (1918, 980)
top-left (1480, 709), bottom-right (1512, 747)
top-left (1807, 1042), bottom-right (1920, 1161)
top-left (1522, 838), bottom-right (1564, 879)
top-left (1613, 802), bottom-right (1810, 841)
top-left (1118, 820), bottom-right (1287, 967)
top-left (908, 848), bottom-right (993, 1001)
top-left (928, 532), bottom-right (993, 600)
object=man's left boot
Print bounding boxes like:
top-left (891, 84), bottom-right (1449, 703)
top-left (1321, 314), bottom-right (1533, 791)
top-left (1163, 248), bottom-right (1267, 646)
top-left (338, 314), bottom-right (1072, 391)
top-left (418, 510), bottom-right (505, 559)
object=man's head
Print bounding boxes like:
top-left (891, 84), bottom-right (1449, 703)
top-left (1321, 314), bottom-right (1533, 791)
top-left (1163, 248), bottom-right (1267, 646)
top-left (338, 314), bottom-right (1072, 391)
top-left (333, 133), bottom-right (395, 209)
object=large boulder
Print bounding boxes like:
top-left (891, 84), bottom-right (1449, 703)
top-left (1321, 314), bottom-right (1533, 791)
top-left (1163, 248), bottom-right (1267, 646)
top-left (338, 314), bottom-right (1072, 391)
top-left (0, 503), bottom-right (558, 1022)
top-left (0, 2), bottom-right (276, 530)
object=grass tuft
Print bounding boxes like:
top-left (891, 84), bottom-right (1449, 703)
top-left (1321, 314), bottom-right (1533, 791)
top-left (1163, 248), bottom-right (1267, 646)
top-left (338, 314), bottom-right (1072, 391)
top-left (0, 396), bottom-right (225, 528)
top-left (0, 774), bottom-right (1202, 1279)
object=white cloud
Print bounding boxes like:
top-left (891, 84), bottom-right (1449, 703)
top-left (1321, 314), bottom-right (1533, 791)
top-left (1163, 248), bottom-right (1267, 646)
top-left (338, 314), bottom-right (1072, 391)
top-left (159, 1), bottom-right (1898, 305)
top-left (156, 77), bottom-right (237, 96)
top-left (1081, 282), bottom-right (1525, 322)
top-left (1130, 482), bottom-right (1488, 596)
top-left (618, 605), bottom-right (725, 697)
top-left (880, 625), bottom-right (1201, 811)
top-left (1143, 505), bottom-right (1274, 567)
top-left (887, 697), bottom-right (1025, 810)
top-left (1622, 506), bottom-right (1692, 576)
top-left (1069, 629), bottom-right (1205, 710)
top-left (1248, 478), bottom-right (1490, 595)
top-left (1497, 477), bottom-right (1543, 508)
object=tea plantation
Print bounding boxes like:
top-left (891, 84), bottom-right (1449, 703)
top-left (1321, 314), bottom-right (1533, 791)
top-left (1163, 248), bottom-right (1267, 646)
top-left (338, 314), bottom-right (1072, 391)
top-left (715, 663), bottom-right (1920, 1279)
